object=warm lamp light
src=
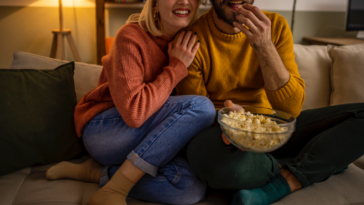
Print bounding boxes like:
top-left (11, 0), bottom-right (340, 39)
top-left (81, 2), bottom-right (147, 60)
top-left (50, 0), bottom-right (81, 61)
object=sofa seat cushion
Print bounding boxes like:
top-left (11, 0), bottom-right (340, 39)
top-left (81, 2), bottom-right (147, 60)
top-left (354, 155), bottom-right (364, 170)
top-left (0, 157), bottom-right (99, 205)
top-left (271, 164), bottom-right (364, 205)
top-left (0, 156), bottom-right (228, 205)
top-left (10, 51), bottom-right (102, 102)
top-left (1, 162), bottom-right (363, 205)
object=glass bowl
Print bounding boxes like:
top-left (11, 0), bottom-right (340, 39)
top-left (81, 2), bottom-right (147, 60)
top-left (218, 106), bottom-right (296, 153)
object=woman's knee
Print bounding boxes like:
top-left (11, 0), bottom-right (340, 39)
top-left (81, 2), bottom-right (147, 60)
top-left (189, 96), bottom-right (216, 126)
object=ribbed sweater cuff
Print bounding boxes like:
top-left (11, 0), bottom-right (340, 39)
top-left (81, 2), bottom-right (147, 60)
top-left (167, 57), bottom-right (188, 85)
top-left (265, 74), bottom-right (298, 103)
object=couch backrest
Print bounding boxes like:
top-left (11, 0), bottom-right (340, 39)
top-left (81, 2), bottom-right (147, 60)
top-left (10, 43), bottom-right (364, 111)
top-left (327, 44), bottom-right (364, 106)
top-left (7, 48), bottom-right (335, 110)
top-left (294, 43), bottom-right (364, 111)
top-left (293, 45), bottom-right (332, 111)
top-left (10, 51), bottom-right (102, 102)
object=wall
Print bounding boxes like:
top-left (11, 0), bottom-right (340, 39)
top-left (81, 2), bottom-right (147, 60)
top-left (107, 8), bottom-right (357, 45)
top-left (0, 0), bottom-right (359, 68)
top-left (0, 7), bottom-right (96, 68)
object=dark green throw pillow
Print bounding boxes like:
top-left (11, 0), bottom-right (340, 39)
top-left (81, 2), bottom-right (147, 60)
top-left (0, 62), bottom-right (85, 176)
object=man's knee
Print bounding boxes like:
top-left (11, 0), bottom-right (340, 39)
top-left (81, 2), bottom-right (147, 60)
top-left (186, 127), bottom-right (240, 189)
top-left (187, 126), bottom-right (280, 190)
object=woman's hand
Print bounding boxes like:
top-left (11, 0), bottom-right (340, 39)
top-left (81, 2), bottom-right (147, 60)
top-left (168, 30), bottom-right (200, 68)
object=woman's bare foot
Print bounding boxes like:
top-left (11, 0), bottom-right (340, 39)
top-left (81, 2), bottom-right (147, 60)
top-left (46, 158), bottom-right (103, 183)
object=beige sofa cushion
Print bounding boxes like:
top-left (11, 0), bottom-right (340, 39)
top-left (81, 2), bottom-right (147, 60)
top-left (1, 161), bottom-right (363, 205)
top-left (328, 44), bottom-right (364, 106)
top-left (0, 157), bottom-right (99, 205)
top-left (294, 45), bottom-right (331, 111)
top-left (0, 156), bottom-right (227, 205)
top-left (10, 51), bottom-right (102, 102)
top-left (354, 155), bottom-right (364, 170)
top-left (272, 164), bottom-right (364, 205)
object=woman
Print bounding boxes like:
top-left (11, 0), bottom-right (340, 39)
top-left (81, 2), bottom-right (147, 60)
top-left (45, 0), bottom-right (216, 204)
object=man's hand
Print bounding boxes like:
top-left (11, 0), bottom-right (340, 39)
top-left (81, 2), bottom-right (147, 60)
top-left (232, 4), bottom-right (290, 92)
top-left (221, 100), bottom-right (246, 151)
top-left (221, 133), bottom-right (246, 152)
top-left (221, 133), bottom-right (231, 145)
top-left (224, 100), bottom-right (243, 112)
top-left (233, 4), bottom-right (273, 51)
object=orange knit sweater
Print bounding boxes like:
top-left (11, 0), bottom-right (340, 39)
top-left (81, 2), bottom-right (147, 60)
top-left (74, 23), bottom-right (187, 137)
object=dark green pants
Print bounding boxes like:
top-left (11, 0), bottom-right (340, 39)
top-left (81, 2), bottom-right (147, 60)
top-left (186, 103), bottom-right (364, 190)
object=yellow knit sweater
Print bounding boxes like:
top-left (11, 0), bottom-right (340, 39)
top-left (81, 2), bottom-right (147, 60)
top-left (176, 9), bottom-right (305, 117)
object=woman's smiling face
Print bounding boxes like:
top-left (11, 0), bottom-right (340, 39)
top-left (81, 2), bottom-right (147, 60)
top-left (155, 0), bottom-right (199, 36)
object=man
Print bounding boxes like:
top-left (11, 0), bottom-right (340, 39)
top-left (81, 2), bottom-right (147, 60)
top-left (176, 0), bottom-right (364, 204)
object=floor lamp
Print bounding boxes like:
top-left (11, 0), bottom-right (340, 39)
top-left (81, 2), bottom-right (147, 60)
top-left (50, 0), bottom-right (81, 61)
top-left (291, 0), bottom-right (297, 33)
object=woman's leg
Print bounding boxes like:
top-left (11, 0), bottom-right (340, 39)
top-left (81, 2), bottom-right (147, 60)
top-left (46, 95), bottom-right (214, 204)
top-left (100, 157), bottom-right (206, 204)
top-left (85, 95), bottom-right (215, 204)
top-left (83, 95), bottom-right (215, 176)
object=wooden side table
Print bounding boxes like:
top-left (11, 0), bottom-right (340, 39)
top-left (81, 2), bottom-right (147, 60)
top-left (303, 37), bottom-right (364, 46)
top-left (50, 29), bottom-right (81, 62)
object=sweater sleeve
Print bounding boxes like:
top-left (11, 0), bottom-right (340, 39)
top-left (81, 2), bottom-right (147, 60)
top-left (176, 52), bottom-right (208, 97)
top-left (265, 15), bottom-right (305, 118)
top-left (102, 26), bottom-right (188, 128)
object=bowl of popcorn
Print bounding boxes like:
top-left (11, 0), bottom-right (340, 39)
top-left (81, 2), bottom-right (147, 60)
top-left (218, 106), bottom-right (296, 153)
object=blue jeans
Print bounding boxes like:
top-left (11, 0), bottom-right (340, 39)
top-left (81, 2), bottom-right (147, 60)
top-left (82, 95), bottom-right (216, 204)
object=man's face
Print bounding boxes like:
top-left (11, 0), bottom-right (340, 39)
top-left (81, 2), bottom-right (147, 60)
top-left (210, 0), bottom-right (254, 27)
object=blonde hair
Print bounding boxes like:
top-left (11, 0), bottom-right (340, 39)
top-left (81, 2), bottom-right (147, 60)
top-left (126, 0), bottom-right (201, 36)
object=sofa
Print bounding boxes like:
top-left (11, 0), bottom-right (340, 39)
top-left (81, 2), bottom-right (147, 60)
top-left (1, 43), bottom-right (364, 205)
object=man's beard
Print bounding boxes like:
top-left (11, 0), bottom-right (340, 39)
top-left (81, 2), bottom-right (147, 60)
top-left (210, 0), bottom-right (237, 27)
top-left (209, 0), bottom-right (254, 27)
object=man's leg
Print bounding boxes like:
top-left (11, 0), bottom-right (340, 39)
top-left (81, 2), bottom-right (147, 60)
top-left (232, 103), bottom-right (364, 205)
top-left (275, 103), bottom-right (364, 187)
top-left (186, 126), bottom-right (281, 190)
